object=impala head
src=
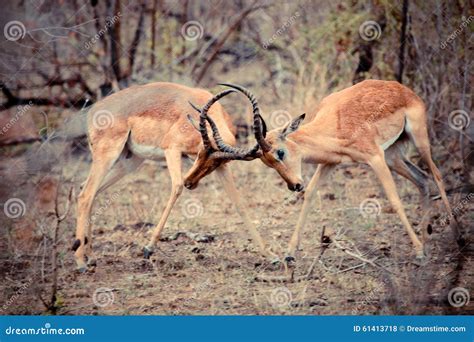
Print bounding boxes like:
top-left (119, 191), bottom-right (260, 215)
top-left (184, 84), bottom-right (306, 192)
top-left (217, 84), bottom-right (305, 192)
top-left (183, 89), bottom-right (261, 190)
top-left (183, 148), bottom-right (225, 190)
top-left (255, 113), bottom-right (306, 192)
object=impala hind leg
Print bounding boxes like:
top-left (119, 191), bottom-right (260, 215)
top-left (97, 154), bottom-right (143, 194)
top-left (286, 164), bottom-right (333, 262)
top-left (420, 147), bottom-right (463, 244)
top-left (214, 164), bottom-right (277, 260)
top-left (74, 143), bottom-right (127, 271)
top-left (406, 117), bottom-right (463, 244)
top-left (385, 144), bottom-right (431, 244)
top-left (76, 154), bottom-right (144, 268)
top-left (144, 149), bottom-right (183, 258)
top-left (368, 153), bottom-right (424, 258)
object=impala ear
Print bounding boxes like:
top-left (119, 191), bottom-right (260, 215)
top-left (186, 114), bottom-right (200, 132)
top-left (280, 113), bottom-right (305, 139)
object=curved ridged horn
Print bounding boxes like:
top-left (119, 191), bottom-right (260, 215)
top-left (204, 112), bottom-right (260, 160)
top-left (218, 83), bottom-right (271, 152)
top-left (195, 89), bottom-right (236, 150)
top-left (189, 91), bottom-right (261, 160)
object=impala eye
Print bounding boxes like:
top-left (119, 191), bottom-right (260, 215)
top-left (276, 149), bottom-right (285, 161)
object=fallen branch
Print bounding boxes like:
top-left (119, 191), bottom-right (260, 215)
top-left (254, 227), bottom-right (332, 283)
top-left (331, 239), bottom-right (396, 275)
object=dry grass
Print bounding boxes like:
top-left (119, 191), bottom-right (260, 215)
top-left (1, 147), bottom-right (472, 316)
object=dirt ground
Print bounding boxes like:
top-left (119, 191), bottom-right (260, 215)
top-left (1, 146), bottom-right (473, 316)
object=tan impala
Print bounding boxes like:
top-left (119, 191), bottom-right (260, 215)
top-left (73, 82), bottom-right (274, 271)
top-left (186, 80), bottom-right (462, 261)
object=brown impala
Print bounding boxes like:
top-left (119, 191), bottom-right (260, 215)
top-left (73, 82), bottom-right (276, 272)
top-left (186, 80), bottom-right (462, 262)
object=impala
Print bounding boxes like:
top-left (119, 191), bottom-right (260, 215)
top-left (72, 82), bottom-right (274, 271)
top-left (186, 80), bottom-right (462, 261)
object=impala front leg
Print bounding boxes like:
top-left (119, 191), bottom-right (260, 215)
top-left (143, 149), bottom-right (183, 258)
top-left (215, 164), bottom-right (277, 261)
top-left (286, 164), bottom-right (333, 262)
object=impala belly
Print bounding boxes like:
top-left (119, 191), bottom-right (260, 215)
top-left (374, 112), bottom-right (406, 150)
top-left (127, 138), bottom-right (165, 160)
top-left (380, 124), bottom-right (404, 150)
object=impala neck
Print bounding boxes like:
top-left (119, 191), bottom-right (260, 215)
top-left (288, 125), bottom-right (347, 164)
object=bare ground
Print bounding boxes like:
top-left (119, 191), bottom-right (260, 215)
top-left (1, 150), bottom-right (473, 315)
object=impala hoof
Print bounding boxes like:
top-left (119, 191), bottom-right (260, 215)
top-left (456, 235), bottom-right (466, 247)
top-left (284, 255), bottom-right (296, 264)
top-left (143, 246), bottom-right (154, 259)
